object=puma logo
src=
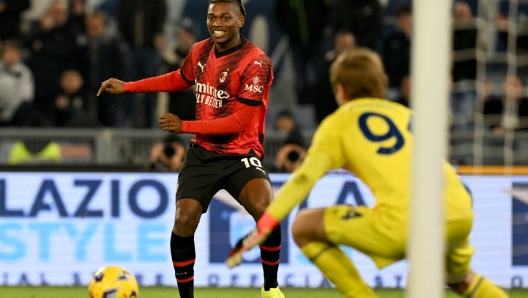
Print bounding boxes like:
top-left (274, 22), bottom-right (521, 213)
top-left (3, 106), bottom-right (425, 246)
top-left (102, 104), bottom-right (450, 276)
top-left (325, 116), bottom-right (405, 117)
top-left (198, 62), bottom-right (206, 72)
top-left (254, 61), bottom-right (263, 67)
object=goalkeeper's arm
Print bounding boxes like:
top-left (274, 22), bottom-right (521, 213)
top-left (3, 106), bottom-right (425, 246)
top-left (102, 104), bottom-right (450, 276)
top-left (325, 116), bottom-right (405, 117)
top-left (226, 152), bottom-right (332, 268)
top-left (266, 152), bottom-right (332, 222)
top-left (255, 152), bottom-right (333, 236)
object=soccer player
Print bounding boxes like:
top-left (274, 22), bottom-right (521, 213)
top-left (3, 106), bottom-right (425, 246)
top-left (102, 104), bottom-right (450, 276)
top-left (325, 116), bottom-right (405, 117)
top-left (227, 49), bottom-right (509, 298)
top-left (97, 1), bottom-right (285, 297)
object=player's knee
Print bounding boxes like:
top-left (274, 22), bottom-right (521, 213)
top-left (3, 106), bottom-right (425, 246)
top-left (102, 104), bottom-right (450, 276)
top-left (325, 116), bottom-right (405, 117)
top-left (239, 180), bottom-right (273, 219)
top-left (173, 215), bottom-right (200, 236)
top-left (173, 207), bottom-right (201, 235)
top-left (245, 195), bottom-right (272, 220)
top-left (291, 211), bottom-right (312, 247)
top-left (253, 195), bottom-right (271, 212)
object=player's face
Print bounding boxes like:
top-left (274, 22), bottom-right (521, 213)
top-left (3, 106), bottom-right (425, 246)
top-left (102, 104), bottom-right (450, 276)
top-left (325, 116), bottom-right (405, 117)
top-left (207, 2), bottom-right (244, 51)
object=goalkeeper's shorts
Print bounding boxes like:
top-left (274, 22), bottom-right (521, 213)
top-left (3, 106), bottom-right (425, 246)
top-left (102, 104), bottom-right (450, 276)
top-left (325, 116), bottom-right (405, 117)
top-left (323, 204), bottom-right (474, 281)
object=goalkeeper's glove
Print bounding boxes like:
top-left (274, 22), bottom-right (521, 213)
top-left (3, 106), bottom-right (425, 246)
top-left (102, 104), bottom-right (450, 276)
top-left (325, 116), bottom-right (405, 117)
top-left (225, 211), bottom-right (280, 268)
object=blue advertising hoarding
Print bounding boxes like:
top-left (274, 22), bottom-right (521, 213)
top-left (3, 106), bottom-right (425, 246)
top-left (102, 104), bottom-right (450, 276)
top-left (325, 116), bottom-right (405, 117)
top-left (0, 172), bottom-right (526, 288)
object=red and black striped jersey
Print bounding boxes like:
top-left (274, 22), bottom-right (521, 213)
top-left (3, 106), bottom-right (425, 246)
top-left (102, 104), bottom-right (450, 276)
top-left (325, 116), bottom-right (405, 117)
top-left (124, 36), bottom-right (273, 157)
top-left (179, 37), bottom-right (273, 157)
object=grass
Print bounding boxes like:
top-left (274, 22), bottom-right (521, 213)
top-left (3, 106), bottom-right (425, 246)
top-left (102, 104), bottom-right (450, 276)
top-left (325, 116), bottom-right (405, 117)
top-left (0, 287), bottom-right (526, 298)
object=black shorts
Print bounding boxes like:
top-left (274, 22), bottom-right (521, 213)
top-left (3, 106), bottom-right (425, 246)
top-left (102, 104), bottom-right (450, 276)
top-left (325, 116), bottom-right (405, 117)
top-left (176, 144), bottom-right (271, 213)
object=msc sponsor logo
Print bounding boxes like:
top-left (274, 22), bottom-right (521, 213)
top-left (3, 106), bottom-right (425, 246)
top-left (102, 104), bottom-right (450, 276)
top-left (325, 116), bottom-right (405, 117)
top-left (244, 84), bottom-right (264, 93)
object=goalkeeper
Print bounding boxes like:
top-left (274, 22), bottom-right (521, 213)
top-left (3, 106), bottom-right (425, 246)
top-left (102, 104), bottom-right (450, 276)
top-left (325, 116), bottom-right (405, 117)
top-left (227, 48), bottom-right (508, 297)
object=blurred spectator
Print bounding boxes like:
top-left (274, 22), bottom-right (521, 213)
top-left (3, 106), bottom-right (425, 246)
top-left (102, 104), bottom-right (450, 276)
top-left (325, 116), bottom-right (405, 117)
top-left (329, 0), bottom-right (383, 49)
top-left (274, 125), bottom-right (307, 173)
top-left (274, 0), bottom-right (331, 104)
top-left (381, 3), bottom-right (411, 88)
top-left (149, 134), bottom-right (186, 172)
top-left (53, 69), bottom-right (89, 127)
top-left (0, 40), bottom-right (45, 127)
top-left (394, 74), bottom-right (410, 107)
top-left (68, 0), bottom-right (87, 34)
top-left (497, 1), bottom-right (528, 54)
top-left (452, 1), bottom-right (477, 83)
top-left (22, 0), bottom-right (79, 121)
top-left (274, 110), bottom-right (297, 133)
top-left (384, 0), bottom-right (410, 16)
top-left (78, 10), bottom-right (131, 127)
top-left (0, 0), bottom-right (30, 41)
top-left (156, 22), bottom-right (196, 121)
top-left (450, 2), bottom-right (478, 132)
top-left (99, 0), bottom-right (119, 18)
top-left (310, 30), bottom-right (357, 124)
top-left (117, 0), bottom-right (167, 128)
top-left (482, 75), bottom-right (528, 133)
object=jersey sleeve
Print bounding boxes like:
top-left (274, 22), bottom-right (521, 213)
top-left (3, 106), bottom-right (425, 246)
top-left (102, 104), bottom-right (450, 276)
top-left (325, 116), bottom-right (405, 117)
top-left (124, 43), bottom-right (198, 93)
top-left (237, 55), bottom-right (272, 106)
top-left (267, 114), bottom-right (346, 221)
top-left (181, 102), bottom-right (259, 135)
top-left (124, 70), bottom-right (192, 92)
top-left (307, 114), bottom-right (346, 169)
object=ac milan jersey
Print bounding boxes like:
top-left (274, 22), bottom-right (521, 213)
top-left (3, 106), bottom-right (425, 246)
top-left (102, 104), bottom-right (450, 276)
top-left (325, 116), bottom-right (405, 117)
top-left (179, 37), bottom-right (273, 157)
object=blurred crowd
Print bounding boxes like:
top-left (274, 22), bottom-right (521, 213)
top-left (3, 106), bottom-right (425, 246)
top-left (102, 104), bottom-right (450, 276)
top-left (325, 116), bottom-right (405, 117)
top-left (1, 0), bottom-right (528, 169)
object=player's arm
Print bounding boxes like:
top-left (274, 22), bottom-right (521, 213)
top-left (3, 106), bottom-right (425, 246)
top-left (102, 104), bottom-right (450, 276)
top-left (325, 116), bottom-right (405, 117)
top-left (267, 116), bottom-right (344, 221)
top-left (182, 100), bottom-right (258, 134)
top-left (226, 117), bottom-right (345, 268)
top-left (97, 44), bottom-right (197, 96)
top-left (124, 70), bottom-right (193, 93)
top-left (97, 70), bottom-right (193, 96)
top-left (226, 151), bottom-right (333, 269)
top-left (267, 152), bottom-right (332, 220)
top-left (176, 55), bottom-right (272, 135)
top-left (159, 100), bottom-right (259, 135)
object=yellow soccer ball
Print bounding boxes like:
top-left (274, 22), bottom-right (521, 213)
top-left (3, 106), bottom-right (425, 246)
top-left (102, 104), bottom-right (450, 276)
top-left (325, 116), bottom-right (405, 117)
top-left (88, 266), bottom-right (139, 298)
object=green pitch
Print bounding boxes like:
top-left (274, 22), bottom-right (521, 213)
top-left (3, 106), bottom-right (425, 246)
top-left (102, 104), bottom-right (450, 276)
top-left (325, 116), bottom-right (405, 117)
top-left (0, 287), bottom-right (526, 298)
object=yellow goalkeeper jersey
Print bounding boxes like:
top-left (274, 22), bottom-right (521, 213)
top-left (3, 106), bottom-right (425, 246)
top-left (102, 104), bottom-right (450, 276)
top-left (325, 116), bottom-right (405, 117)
top-left (268, 98), bottom-right (473, 223)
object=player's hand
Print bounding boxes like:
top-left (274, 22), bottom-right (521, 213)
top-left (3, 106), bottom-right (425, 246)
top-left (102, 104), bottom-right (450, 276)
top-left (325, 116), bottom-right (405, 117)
top-left (159, 113), bottom-right (183, 133)
top-left (226, 211), bottom-right (280, 269)
top-left (97, 78), bottom-right (125, 96)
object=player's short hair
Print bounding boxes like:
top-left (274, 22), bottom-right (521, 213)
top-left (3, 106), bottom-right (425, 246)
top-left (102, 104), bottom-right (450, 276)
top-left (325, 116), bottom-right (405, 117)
top-left (210, 0), bottom-right (246, 17)
top-left (330, 48), bottom-right (388, 100)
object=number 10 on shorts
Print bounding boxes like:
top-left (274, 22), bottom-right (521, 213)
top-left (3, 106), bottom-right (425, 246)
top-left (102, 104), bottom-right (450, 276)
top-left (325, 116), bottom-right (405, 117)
top-left (241, 157), bottom-right (266, 174)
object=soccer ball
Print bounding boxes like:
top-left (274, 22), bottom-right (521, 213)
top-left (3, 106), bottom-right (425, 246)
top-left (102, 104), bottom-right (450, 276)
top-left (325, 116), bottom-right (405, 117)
top-left (88, 266), bottom-right (139, 298)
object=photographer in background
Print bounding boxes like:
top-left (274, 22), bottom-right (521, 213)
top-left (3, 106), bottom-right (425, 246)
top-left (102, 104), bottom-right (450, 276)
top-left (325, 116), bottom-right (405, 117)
top-left (149, 134), bottom-right (186, 172)
top-left (274, 125), bottom-right (307, 173)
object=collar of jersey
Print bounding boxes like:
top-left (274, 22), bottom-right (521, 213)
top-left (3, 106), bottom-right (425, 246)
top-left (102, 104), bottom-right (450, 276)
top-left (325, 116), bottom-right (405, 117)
top-left (214, 35), bottom-right (247, 58)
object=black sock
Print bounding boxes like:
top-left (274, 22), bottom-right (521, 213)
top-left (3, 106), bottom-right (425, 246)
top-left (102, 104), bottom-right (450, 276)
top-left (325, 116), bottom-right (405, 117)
top-left (259, 225), bottom-right (281, 290)
top-left (170, 233), bottom-right (195, 298)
